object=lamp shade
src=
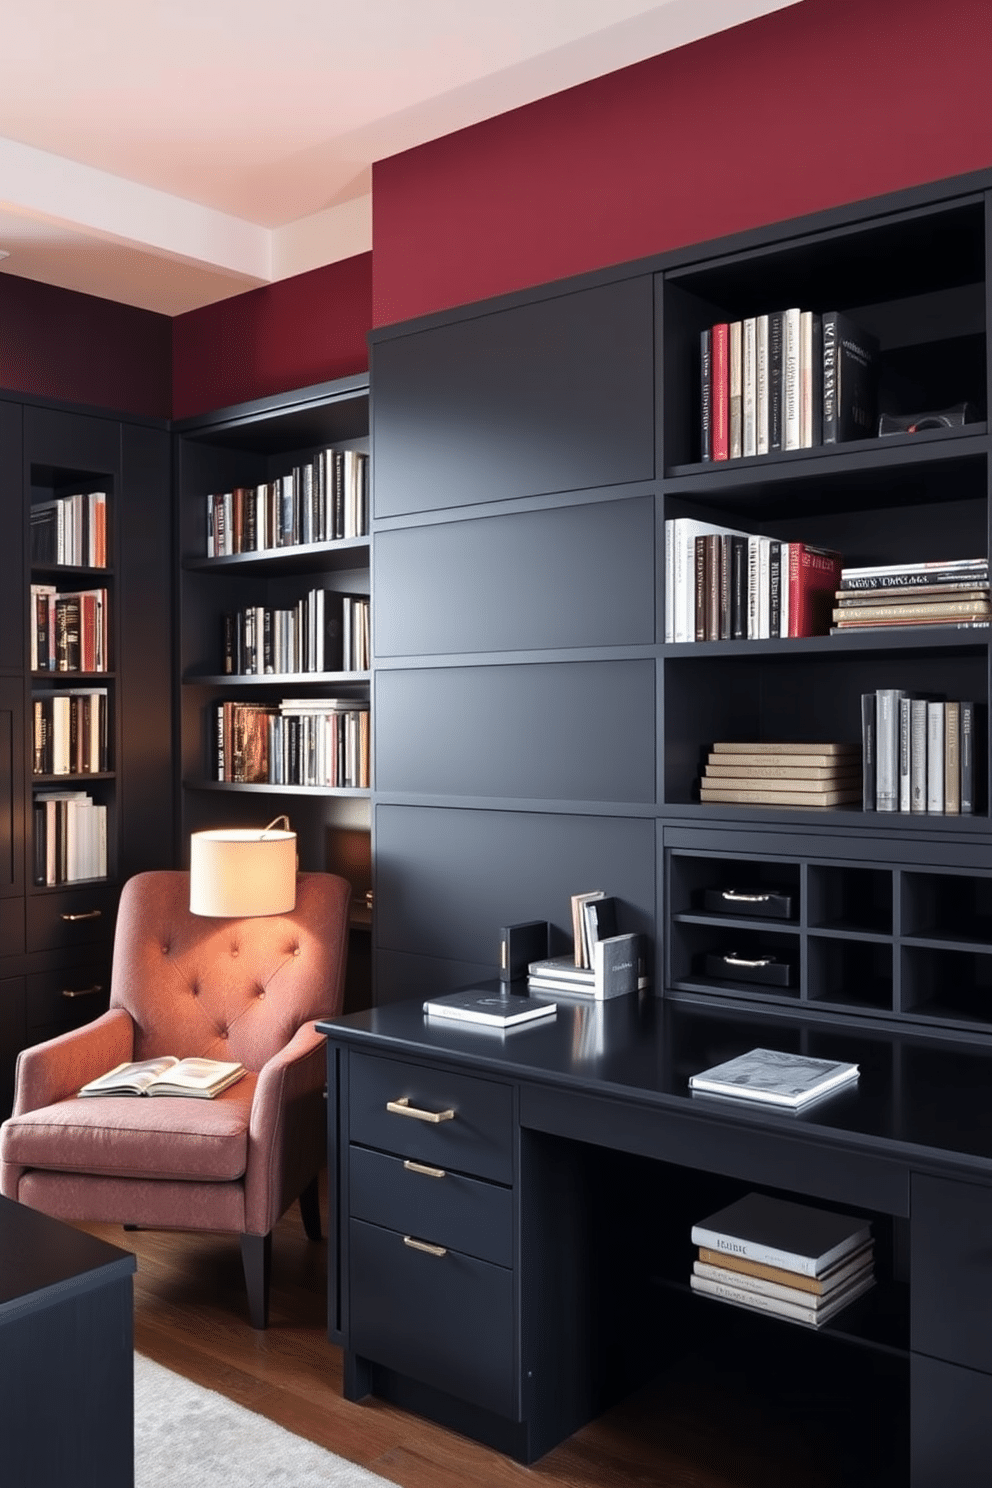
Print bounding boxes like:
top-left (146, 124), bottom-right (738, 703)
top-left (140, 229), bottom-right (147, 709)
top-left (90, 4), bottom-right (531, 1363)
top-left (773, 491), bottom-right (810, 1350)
top-left (189, 826), bottom-right (297, 917)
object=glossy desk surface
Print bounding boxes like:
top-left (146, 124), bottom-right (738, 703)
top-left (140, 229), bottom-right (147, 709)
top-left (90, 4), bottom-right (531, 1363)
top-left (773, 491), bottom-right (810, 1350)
top-left (319, 989), bottom-right (992, 1183)
top-left (0, 1192), bottom-right (136, 1321)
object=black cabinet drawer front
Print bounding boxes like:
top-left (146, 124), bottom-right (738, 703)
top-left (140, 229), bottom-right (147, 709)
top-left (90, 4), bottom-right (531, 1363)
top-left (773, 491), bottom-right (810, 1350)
top-left (350, 1146), bottom-right (513, 1267)
top-left (911, 1354), bottom-right (992, 1488)
top-left (911, 1173), bottom-right (992, 1374)
top-left (349, 1052), bottom-right (514, 1183)
top-left (26, 885), bottom-right (117, 953)
top-left (26, 963), bottom-right (110, 1032)
top-left (349, 1218), bottom-right (516, 1418)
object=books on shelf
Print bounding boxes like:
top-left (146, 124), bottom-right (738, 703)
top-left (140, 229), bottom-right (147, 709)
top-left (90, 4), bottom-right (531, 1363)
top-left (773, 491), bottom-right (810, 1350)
top-left (32, 689), bottom-right (109, 776)
top-left (214, 697), bottom-right (369, 788)
top-left (832, 558), bottom-right (989, 631)
top-left (33, 791), bottom-right (107, 884)
top-left (700, 742), bottom-right (861, 808)
top-left (221, 591), bottom-right (369, 675)
top-left (78, 1055), bottom-right (246, 1099)
top-left (701, 308), bottom-right (877, 460)
top-left (861, 691), bottom-right (974, 814)
top-left (30, 585), bottom-right (108, 673)
top-left (204, 447), bottom-right (368, 557)
top-left (30, 491), bottom-right (108, 568)
top-left (664, 521), bottom-right (841, 643)
top-left (422, 989), bottom-right (557, 1028)
top-left (688, 1049), bottom-right (860, 1109)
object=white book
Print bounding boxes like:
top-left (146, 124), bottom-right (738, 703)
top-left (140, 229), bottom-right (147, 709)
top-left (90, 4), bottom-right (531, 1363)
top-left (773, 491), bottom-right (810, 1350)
top-left (689, 1048), bottom-right (860, 1110)
top-left (927, 701), bottom-right (945, 812)
top-left (799, 309), bottom-right (814, 447)
top-left (690, 1191), bottom-right (872, 1277)
top-left (664, 519), bottom-right (675, 643)
top-left (778, 542), bottom-right (791, 637)
top-left (423, 990), bottom-right (557, 1028)
top-left (910, 698), bottom-right (928, 812)
top-left (783, 308), bottom-right (802, 450)
top-left (875, 688), bottom-right (904, 812)
top-left (757, 536), bottom-right (771, 639)
top-left (693, 1259), bottom-right (875, 1308)
top-left (898, 695), bottom-right (912, 812)
top-left (747, 536), bottom-right (761, 638)
top-left (669, 518), bottom-right (749, 643)
top-left (742, 317), bottom-right (757, 458)
top-left (756, 314), bottom-right (770, 455)
top-left (690, 1269), bottom-right (876, 1327)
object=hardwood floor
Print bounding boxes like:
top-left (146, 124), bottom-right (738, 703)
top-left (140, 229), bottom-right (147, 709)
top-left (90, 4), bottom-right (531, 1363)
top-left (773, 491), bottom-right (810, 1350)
top-left (78, 1176), bottom-right (907, 1488)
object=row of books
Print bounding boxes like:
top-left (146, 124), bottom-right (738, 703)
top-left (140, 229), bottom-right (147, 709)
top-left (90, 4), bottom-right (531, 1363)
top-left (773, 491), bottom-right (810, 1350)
top-left (32, 689), bottom-right (109, 776)
top-left (30, 491), bottom-right (109, 569)
top-left (832, 557), bottom-right (989, 633)
top-left (700, 742), bottom-right (860, 808)
top-left (665, 519), bottom-right (840, 642)
top-left (215, 698), bottom-right (370, 788)
top-left (864, 691), bottom-right (975, 814)
top-left (204, 448), bottom-right (369, 557)
top-left (33, 792), bottom-right (107, 885)
top-left (221, 591), bottom-right (370, 676)
top-left (689, 1191), bottom-right (875, 1330)
top-left (700, 309), bottom-right (876, 461)
top-left (30, 584), bottom-right (109, 673)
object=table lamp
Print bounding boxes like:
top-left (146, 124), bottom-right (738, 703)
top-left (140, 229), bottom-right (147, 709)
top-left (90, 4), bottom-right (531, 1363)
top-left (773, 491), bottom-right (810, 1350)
top-left (189, 816), bottom-right (297, 917)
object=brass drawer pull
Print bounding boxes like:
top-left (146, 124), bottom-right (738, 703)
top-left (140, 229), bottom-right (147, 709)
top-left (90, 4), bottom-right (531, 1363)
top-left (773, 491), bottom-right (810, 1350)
top-left (60, 910), bottom-right (102, 922)
top-left (403, 1159), bottom-right (446, 1179)
top-left (403, 1235), bottom-right (447, 1258)
top-left (386, 1096), bottom-right (455, 1124)
top-left (62, 984), bottom-right (104, 999)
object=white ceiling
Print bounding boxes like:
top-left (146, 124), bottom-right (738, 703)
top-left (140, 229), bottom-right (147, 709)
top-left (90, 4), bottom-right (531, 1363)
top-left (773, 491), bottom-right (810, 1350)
top-left (0, 0), bottom-right (799, 315)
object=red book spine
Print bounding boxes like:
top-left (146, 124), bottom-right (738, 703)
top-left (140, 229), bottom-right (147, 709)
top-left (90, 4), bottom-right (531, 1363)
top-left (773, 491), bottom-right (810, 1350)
top-left (788, 546), bottom-right (843, 636)
top-left (711, 323), bottom-right (729, 461)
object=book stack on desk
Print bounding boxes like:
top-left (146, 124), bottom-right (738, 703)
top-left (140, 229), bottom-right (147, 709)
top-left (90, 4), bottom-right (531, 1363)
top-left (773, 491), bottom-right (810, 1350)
top-left (690, 1193), bottom-right (875, 1330)
top-left (700, 741), bottom-right (861, 807)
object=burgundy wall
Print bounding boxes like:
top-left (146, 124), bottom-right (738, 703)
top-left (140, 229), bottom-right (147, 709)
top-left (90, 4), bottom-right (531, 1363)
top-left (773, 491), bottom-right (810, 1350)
top-left (372, 0), bottom-right (992, 327)
top-left (0, 273), bottom-right (171, 419)
top-left (171, 253), bottom-right (373, 420)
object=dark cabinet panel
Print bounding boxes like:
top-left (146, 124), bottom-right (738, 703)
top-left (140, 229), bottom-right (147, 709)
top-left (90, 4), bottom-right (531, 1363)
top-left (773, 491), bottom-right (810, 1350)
top-left (0, 403), bottom-right (23, 673)
top-left (374, 805), bottom-right (655, 967)
top-left (0, 679), bottom-right (24, 900)
top-left (375, 660), bottom-right (655, 803)
top-left (911, 1172), bottom-right (992, 1374)
top-left (372, 277), bottom-right (655, 517)
top-left (373, 497), bottom-right (655, 657)
top-left (0, 977), bottom-right (24, 1119)
top-left (911, 1353), bottom-right (992, 1488)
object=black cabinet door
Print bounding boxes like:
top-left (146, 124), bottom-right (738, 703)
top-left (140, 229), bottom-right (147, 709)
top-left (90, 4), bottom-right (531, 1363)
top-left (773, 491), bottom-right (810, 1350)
top-left (0, 678), bottom-right (24, 904)
top-left (0, 402), bottom-right (23, 674)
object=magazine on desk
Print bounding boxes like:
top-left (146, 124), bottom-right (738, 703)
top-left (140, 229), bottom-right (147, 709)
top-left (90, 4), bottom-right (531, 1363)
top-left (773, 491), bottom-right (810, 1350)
top-left (78, 1056), bottom-right (247, 1099)
top-left (688, 1048), bottom-right (859, 1109)
top-left (423, 989), bottom-right (557, 1028)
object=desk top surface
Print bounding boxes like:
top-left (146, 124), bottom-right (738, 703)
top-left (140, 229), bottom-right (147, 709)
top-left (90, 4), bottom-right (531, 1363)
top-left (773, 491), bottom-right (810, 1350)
top-left (0, 1194), bottom-right (136, 1318)
top-left (319, 989), bottom-right (992, 1179)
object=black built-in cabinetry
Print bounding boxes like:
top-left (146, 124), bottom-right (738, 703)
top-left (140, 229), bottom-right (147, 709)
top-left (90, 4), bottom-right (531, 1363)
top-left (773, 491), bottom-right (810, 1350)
top-left (0, 394), bottom-right (172, 1115)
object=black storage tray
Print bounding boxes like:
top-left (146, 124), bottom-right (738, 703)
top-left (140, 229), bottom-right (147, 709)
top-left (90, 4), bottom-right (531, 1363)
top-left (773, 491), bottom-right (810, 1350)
top-left (704, 951), bottom-right (793, 987)
top-left (702, 887), bottom-right (794, 920)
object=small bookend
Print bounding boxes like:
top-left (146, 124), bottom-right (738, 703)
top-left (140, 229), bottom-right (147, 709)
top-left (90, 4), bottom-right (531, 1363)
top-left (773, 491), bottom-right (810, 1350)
top-left (592, 933), bottom-right (642, 1000)
top-left (499, 920), bottom-right (550, 983)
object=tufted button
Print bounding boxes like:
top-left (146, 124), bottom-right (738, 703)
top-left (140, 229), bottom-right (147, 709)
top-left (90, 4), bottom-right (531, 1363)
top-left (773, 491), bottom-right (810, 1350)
top-left (161, 943), bottom-right (170, 956)
top-left (292, 945), bottom-right (300, 957)
top-left (190, 984), bottom-right (199, 997)
top-left (230, 945), bottom-right (239, 958)
top-left (256, 988), bottom-right (265, 1000)
top-left (220, 1028), bottom-right (228, 1039)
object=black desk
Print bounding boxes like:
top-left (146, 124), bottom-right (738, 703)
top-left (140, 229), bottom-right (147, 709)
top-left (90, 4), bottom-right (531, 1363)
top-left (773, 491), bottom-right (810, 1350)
top-left (320, 993), bottom-right (992, 1485)
top-left (0, 1194), bottom-right (136, 1487)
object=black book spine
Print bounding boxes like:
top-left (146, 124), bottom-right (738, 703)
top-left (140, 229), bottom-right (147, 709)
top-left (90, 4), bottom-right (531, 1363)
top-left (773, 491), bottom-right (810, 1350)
top-left (730, 536), bottom-right (747, 639)
top-left (263, 610), bottom-right (273, 673)
top-left (33, 804), bottom-right (45, 885)
top-left (333, 453), bottom-right (344, 541)
top-left (861, 692), bottom-right (876, 811)
top-left (822, 311), bottom-right (839, 442)
top-left (99, 692), bottom-right (109, 773)
top-left (700, 328), bottom-right (712, 462)
top-left (960, 699), bottom-right (974, 814)
top-left (810, 313), bottom-right (823, 446)
top-left (222, 614), bottom-right (234, 675)
top-left (768, 310), bottom-right (784, 451)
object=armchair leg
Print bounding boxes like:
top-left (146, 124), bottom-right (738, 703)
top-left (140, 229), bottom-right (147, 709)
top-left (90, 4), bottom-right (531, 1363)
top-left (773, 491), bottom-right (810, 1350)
top-left (299, 1175), bottom-right (322, 1241)
top-left (240, 1231), bottom-right (272, 1330)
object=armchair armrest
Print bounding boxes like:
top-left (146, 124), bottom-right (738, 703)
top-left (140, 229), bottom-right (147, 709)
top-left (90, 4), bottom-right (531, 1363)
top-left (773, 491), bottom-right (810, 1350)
top-left (11, 1009), bottom-right (135, 1117)
top-left (244, 1022), bottom-right (327, 1235)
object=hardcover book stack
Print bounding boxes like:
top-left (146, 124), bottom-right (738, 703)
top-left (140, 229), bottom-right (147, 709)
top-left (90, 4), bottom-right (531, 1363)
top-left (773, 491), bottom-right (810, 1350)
top-left (30, 491), bottom-right (109, 568)
top-left (862, 688), bottom-right (975, 814)
top-left (700, 742), bottom-right (862, 808)
top-left (214, 697), bottom-right (369, 788)
top-left (205, 447), bottom-right (368, 556)
top-left (526, 891), bottom-right (647, 1000)
top-left (32, 689), bottom-right (109, 775)
top-left (221, 590), bottom-right (369, 675)
top-left (30, 584), bottom-right (108, 673)
top-left (832, 558), bottom-right (990, 633)
top-left (690, 1192), bottom-right (875, 1330)
top-left (33, 791), bottom-right (107, 884)
top-left (664, 519), bottom-right (841, 642)
top-left (700, 310), bottom-right (877, 461)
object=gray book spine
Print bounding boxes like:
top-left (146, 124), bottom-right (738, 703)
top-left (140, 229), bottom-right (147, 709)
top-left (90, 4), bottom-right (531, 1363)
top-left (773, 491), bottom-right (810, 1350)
top-left (960, 700), bottom-right (974, 814)
top-left (898, 696), bottom-right (912, 812)
top-left (861, 692), bottom-right (875, 811)
top-left (875, 689), bottom-right (902, 812)
top-left (927, 702), bottom-right (945, 813)
top-left (910, 699), bottom-right (928, 812)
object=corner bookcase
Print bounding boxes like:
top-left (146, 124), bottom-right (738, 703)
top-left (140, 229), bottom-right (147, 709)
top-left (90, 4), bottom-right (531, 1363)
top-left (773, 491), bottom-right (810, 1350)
top-left (174, 375), bottom-right (372, 1010)
top-left (368, 167), bottom-right (992, 1048)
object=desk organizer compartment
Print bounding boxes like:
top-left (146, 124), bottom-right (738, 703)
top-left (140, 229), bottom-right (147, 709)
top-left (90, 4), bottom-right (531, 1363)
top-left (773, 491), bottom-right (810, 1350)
top-left (671, 852), bottom-right (800, 922)
top-left (675, 922), bottom-right (800, 998)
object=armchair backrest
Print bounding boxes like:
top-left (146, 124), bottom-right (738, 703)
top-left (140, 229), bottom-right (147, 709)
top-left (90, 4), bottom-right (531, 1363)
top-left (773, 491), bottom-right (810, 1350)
top-left (110, 870), bottom-right (351, 1070)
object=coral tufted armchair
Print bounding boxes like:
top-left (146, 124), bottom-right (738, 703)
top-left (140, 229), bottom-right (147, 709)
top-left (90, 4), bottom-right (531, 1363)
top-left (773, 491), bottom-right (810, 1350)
top-left (0, 869), bottom-right (350, 1328)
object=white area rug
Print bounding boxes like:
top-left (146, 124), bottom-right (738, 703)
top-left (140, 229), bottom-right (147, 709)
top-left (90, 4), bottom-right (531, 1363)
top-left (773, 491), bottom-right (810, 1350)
top-left (135, 1354), bottom-right (394, 1488)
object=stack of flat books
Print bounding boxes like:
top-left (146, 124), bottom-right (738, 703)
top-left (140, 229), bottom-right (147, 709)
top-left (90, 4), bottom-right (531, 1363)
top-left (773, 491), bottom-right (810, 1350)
top-left (831, 557), bottom-right (990, 632)
top-left (690, 1192), bottom-right (876, 1330)
top-left (700, 742), bottom-right (861, 807)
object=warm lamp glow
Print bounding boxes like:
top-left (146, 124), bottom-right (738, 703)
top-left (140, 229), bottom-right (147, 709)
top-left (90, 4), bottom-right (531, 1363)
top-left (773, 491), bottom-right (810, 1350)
top-left (189, 818), bottom-right (297, 917)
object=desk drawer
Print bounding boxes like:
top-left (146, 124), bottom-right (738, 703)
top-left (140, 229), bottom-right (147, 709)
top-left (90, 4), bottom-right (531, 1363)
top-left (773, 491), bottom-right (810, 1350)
top-left (349, 1217), bottom-right (516, 1417)
top-left (26, 963), bottom-right (110, 1033)
top-left (912, 1173), bottom-right (992, 1375)
top-left (349, 1051), bottom-right (513, 1183)
top-left (27, 884), bottom-right (117, 953)
top-left (350, 1146), bottom-right (513, 1268)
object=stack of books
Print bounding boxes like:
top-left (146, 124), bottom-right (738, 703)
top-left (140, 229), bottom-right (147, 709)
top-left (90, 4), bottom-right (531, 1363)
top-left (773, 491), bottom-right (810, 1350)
top-left (690, 1192), bottom-right (876, 1330)
top-left (205, 447), bottom-right (368, 556)
top-left (700, 742), bottom-right (862, 808)
top-left (832, 558), bottom-right (990, 633)
top-left (31, 491), bottom-right (109, 568)
top-left (33, 791), bottom-right (107, 884)
top-left (862, 689), bottom-right (975, 814)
